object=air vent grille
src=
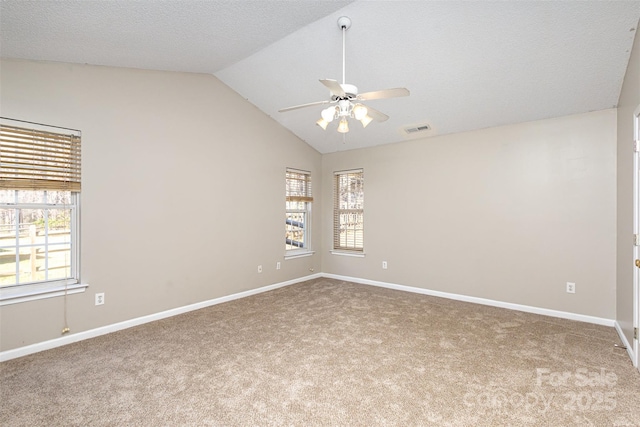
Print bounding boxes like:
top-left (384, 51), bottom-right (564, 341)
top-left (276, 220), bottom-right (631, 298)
top-left (404, 124), bottom-right (431, 134)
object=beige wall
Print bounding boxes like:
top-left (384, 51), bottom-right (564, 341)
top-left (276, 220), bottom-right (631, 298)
top-left (0, 57), bottom-right (622, 354)
top-left (322, 110), bottom-right (617, 319)
top-left (616, 24), bottom-right (640, 346)
top-left (0, 59), bottom-right (322, 351)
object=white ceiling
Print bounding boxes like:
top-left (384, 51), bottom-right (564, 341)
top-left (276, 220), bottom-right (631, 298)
top-left (2, 1), bottom-right (639, 154)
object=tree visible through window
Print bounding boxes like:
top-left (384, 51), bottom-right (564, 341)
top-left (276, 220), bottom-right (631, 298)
top-left (333, 169), bottom-right (364, 251)
top-left (285, 168), bottom-right (312, 252)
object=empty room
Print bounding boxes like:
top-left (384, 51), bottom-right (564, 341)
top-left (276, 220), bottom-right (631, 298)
top-left (1, 1), bottom-right (640, 425)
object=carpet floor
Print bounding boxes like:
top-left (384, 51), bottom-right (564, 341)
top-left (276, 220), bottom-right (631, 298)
top-left (1, 278), bottom-right (639, 426)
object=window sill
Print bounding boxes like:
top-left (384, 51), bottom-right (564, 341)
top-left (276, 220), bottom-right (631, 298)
top-left (0, 281), bottom-right (88, 306)
top-left (284, 251), bottom-right (315, 260)
top-left (330, 250), bottom-right (365, 258)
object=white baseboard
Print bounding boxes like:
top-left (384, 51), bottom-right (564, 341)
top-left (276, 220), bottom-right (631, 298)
top-left (322, 273), bottom-right (615, 327)
top-left (1, 272), bottom-right (617, 362)
top-left (614, 321), bottom-right (635, 362)
top-left (0, 273), bottom-right (321, 362)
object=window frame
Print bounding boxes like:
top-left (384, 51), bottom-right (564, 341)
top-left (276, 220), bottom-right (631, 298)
top-left (332, 168), bottom-right (365, 255)
top-left (0, 190), bottom-right (80, 286)
top-left (0, 118), bottom-right (85, 305)
top-left (285, 168), bottom-right (314, 259)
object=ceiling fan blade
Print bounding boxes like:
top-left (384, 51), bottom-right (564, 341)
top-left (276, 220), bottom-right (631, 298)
top-left (366, 105), bottom-right (389, 122)
top-left (357, 88), bottom-right (410, 101)
top-left (278, 100), bottom-right (331, 113)
top-left (320, 79), bottom-right (345, 97)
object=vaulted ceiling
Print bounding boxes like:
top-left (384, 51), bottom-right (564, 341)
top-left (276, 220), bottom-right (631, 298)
top-left (2, 1), bottom-right (639, 153)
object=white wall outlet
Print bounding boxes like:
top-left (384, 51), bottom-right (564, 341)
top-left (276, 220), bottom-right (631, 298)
top-left (382, 261), bottom-right (388, 269)
top-left (276, 262), bottom-right (281, 270)
top-left (257, 265), bottom-right (262, 273)
top-left (95, 292), bottom-right (105, 305)
top-left (566, 282), bottom-right (576, 294)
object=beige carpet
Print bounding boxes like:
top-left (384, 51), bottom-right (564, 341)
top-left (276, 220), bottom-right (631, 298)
top-left (1, 278), bottom-right (639, 426)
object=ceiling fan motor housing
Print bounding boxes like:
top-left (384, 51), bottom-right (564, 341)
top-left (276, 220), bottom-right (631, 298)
top-left (332, 83), bottom-right (358, 101)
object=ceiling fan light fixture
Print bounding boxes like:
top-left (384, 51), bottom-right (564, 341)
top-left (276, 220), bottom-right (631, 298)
top-left (360, 115), bottom-right (373, 128)
top-left (278, 16), bottom-right (409, 140)
top-left (352, 104), bottom-right (368, 120)
top-left (337, 118), bottom-right (349, 133)
top-left (316, 118), bottom-right (329, 130)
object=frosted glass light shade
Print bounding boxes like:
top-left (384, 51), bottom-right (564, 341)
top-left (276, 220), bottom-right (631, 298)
top-left (316, 118), bottom-right (329, 130)
top-left (321, 106), bottom-right (336, 122)
top-left (337, 118), bottom-right (349, 133)
top-left (360, 115), bottom-right (373, 128)
top-left (352, 104), bottom-right (368, 120)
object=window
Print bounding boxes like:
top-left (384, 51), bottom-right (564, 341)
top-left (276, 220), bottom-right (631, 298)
top-left (0, 190), bottom-right (78, 286)
top-left (285, 168), bottom-right (312, 254)
top-left (0, 118), bottom-right (82, 300)
top-left (333, 169), bottom-right (364, 252)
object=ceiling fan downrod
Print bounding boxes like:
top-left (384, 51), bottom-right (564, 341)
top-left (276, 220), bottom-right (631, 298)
top-left (337, 16), bottom-right (351, 85)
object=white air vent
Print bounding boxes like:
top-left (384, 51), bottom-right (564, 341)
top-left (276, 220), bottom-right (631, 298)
top-left (403, 124), bottom-right (431, 134)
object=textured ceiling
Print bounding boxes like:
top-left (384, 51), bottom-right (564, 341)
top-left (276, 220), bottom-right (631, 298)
top-left (1, 1), bottom-right (639, 154)
top-left (0, 0), bottom-right (353, 73)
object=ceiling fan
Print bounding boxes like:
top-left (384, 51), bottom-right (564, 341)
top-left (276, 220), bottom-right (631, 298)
top-left (278, 16), bottom-right (410, 133)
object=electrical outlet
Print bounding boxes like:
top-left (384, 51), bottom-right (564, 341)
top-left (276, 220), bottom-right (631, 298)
top-left (566, 282), bottom-right (576, 294)
top-left (95, 292), bottom-right (105, 305)
top-left (382, 261), bottom-right (388, 269)
top-left (276, 262), bottom-right (281, 270)
top-left (257, 265), bottom-right (262, 273)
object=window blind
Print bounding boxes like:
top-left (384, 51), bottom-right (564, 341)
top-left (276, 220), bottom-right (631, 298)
top-left (0, 122), bottom-right (81, 192)
top-left (333, 169), bottom-right (364, 251)
top-left (285, 169), bottom-right (312, 202)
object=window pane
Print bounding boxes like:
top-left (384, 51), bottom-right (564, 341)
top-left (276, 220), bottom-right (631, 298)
top-left (47, 242), bottom-right (71, 281)
top-left (0, 208), bottom-right (17, 286)
top-left (0, 247), bottom-right (17, 286)
top-left (286, 212), bottom-right (306, 250)
top-left (48, 209), bottom-right (71, 235)
top-left (339, 212), bottom-right (364, 249)
top-left (286, 201), bottom-right (306, 210)
top-left (17, 245), bottom-right (46, 284)
top-left (338, 174), bottom-right (364, 210)
top-left (18, 209), bottom-right (46, 246)
top-left (17, 190), bottom-right (46, 204)
top-left (0, 190), bottom-right (14, 204)
top-left (47, 191), bottom-right (72, 205)
top-left (0, 209), bottom-right (16, 246)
